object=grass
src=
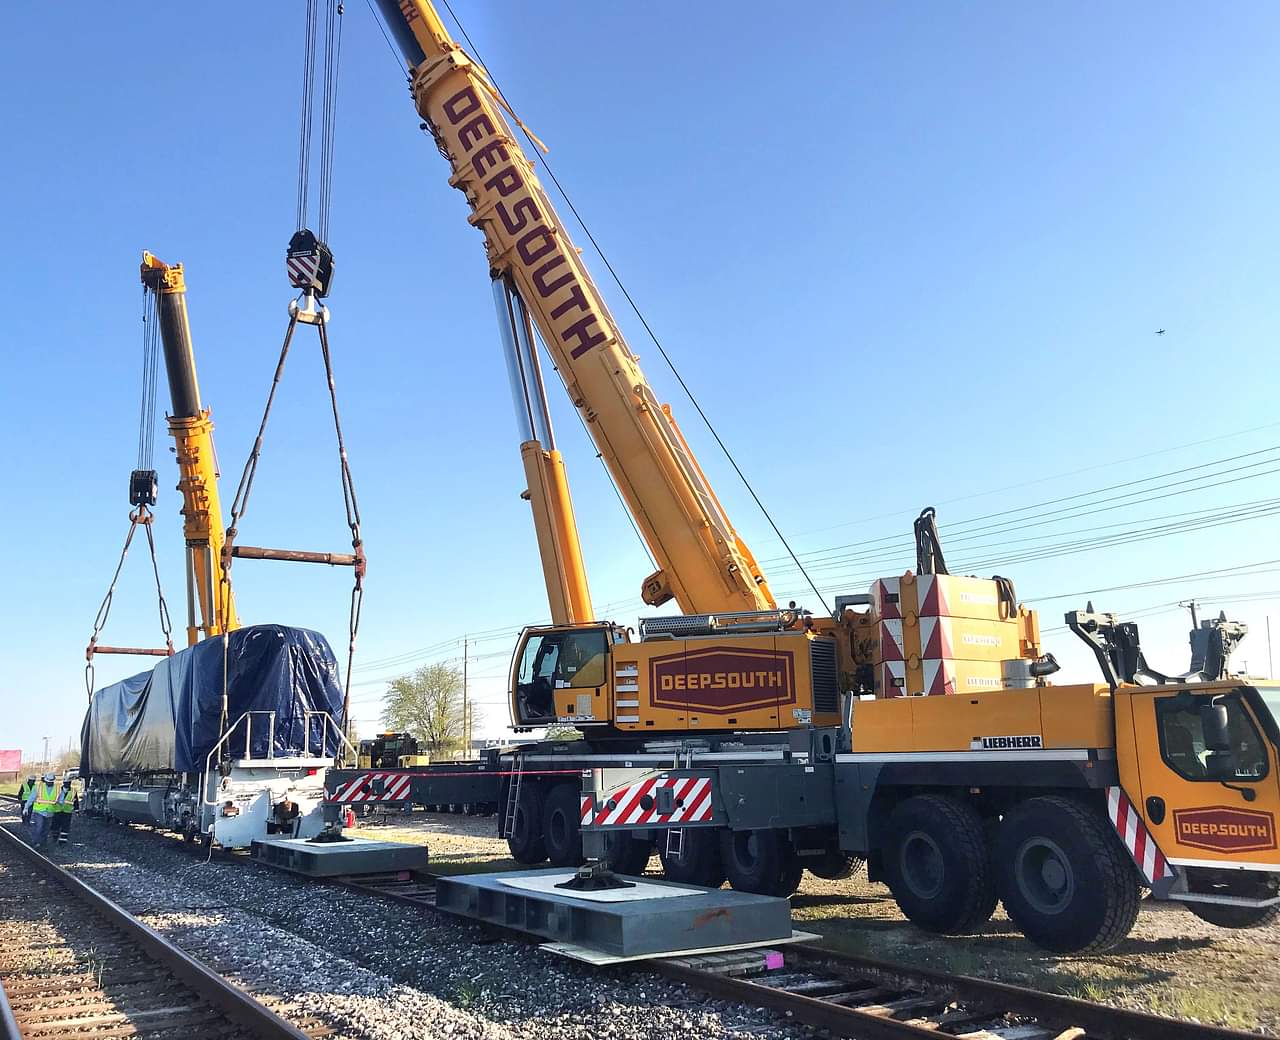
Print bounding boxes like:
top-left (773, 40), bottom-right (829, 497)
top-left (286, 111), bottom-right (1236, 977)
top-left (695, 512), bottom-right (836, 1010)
top-left (1150, 988), bottom-right (1260, 1031)
top-left (0, 780), bottom-right (19, 796)
top-left (453, 981), bottom-right (481, 1008)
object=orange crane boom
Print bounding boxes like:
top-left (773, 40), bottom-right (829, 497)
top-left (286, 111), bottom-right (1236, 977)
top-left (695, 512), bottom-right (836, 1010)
top-left (375, 1), bottom-right (774, 619)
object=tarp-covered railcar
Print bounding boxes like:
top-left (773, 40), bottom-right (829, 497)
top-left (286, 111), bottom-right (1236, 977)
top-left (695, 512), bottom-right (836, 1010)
top-left (81, 624), bottom-right (344, 775)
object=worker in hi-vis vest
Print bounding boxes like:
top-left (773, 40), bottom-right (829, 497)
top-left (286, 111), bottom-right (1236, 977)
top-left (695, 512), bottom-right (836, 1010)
top-left (18, 775), bottom-right (36, 823)
top-left (24, 771), bottom-right (60, 848)
top-left (51, 778), bottom-right (74, 845)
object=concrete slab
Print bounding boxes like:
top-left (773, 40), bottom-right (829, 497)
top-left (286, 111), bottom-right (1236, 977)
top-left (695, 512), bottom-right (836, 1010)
top-left (252, 835), bottom-right (428, 877)
top-left (435, 868), bottom-right (795, 960)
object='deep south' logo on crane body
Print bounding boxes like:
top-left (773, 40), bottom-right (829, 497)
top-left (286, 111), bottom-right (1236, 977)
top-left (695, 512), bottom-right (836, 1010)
top-left (649, 647), bottom-right (797, 715)
top-left (1172, 806), bottom-right (1277, 854)
top-left (437, 84), bottom-right (610, 361)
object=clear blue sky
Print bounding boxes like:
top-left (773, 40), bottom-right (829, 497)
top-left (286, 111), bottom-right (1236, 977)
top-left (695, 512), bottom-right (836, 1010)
top-left (2, 3), bottom-right (1278, 761)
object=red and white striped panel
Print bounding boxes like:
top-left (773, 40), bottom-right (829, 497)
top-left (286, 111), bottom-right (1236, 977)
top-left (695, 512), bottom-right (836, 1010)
top-left (1107, 786), bottom-right (1175, 884)
top-left (580, 776), bottom-right (714, 829)
top-left (871, 578), bottom-right (903, 621)
top-left (328, 771), bottom-right (413, 803)
top-left (880, 660), bottom-right (907, 697)
top-left (921, 659), bottom-right (957, 696)
top-left (287, 253), bottom-right (320, 289)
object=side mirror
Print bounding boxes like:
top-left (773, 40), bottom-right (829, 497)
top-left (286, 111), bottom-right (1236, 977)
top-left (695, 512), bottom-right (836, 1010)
top-left (1200, 702), bottom-right (1232, 752)
top-left (1205, 749), bottom-right (1238, 780)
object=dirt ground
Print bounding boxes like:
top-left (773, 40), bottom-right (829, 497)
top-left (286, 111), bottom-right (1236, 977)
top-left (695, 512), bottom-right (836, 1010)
top-left (361, 808), bottom-right (1280, 1034)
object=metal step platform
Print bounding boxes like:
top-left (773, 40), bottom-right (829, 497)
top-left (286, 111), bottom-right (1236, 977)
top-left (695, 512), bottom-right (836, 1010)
top-left (251, 835), bottom-right (428, 877)
top-left (435, 868), bottom-right (804, 963)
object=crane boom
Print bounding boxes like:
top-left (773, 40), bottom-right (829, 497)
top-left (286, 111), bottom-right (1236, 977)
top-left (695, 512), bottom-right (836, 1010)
top-left (140, 252), bottom-right (238, 644)
top-left (375, 1), bottom-right (775, 616)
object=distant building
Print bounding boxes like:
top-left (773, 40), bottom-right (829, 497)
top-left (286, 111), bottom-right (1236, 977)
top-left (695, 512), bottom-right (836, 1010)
top-left (0, 749), bottom-right (21, 783)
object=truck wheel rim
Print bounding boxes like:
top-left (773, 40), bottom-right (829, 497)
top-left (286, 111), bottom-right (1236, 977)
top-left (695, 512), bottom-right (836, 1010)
top-left (900, 831), bottom-right (944, 899)
top-left (1016, 837), bottom-right (1074, 914)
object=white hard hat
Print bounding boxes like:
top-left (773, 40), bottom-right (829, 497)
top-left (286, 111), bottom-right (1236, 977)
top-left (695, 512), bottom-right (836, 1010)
top-left (43, 771), bottom-right (57, 782)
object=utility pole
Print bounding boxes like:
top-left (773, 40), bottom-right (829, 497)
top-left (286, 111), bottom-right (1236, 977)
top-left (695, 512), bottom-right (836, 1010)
top-left (462, 637), bottom-right (469, 759)
top-left (1179, 600), bottom-right (1199, 628)
top-left (1268, 616), bottom-right (1274, 680)
top-left (41, 735), bottom-right (49, 773)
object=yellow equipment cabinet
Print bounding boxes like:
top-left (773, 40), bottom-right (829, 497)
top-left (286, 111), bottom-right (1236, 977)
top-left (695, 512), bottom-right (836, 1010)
top-left (512, 620), bottom-right (842, 733)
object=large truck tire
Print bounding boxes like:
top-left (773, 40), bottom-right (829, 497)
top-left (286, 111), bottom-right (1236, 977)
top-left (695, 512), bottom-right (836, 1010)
top-left (1188, 902), bottom-right (1280, 929)
top-left (720, 829), bottom-right (802, 897)
top-left (506, 785), bottom-right (548, 865)
top-left (603, 832), bottom-right (654, 876)
top-left (994, 795), bottom-right (1140, 953)
top-left (807, 850), bottom-right (865, 881)
top-left (542, 784), bottom-right (585, 868)
top-left (883, 794), bottom-right (996, 935)
top-left (660, 828), bottom-right (725, 887)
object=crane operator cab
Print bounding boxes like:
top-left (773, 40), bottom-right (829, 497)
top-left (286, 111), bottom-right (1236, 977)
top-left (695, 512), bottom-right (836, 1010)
top-left (511, 625), bottom-right (613, 728)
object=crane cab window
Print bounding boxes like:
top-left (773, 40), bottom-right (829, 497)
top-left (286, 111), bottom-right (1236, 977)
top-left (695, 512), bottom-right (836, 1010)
top-left (1155, 694), bottom-right (1268, 782)
top-left (515, 628), bottom-right (609, 724)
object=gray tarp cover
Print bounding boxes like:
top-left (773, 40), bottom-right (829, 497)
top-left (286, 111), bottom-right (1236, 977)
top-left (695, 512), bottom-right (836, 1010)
top-left (80, 624), bottom-right (344, 775)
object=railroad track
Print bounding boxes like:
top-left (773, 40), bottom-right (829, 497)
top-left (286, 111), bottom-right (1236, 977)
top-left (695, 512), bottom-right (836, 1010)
top-left (15, 806), bottom-right (1265, 1040)
top-left (315, 865), bottom-right (1260, 1040)
top-left (0, 823), bottom-right (312, 1040)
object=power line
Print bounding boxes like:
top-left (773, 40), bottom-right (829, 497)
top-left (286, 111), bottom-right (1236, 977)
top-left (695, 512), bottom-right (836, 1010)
top-left (762, 445), bottom-right (1280, 571)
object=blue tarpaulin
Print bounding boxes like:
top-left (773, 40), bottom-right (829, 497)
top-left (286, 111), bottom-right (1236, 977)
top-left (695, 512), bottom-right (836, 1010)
top-left (81, 625), bottom-right (344, 775)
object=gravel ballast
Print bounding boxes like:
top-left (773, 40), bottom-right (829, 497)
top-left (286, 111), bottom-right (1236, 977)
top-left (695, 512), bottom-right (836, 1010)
top-left (0, 808), bottom-right (812, 1040)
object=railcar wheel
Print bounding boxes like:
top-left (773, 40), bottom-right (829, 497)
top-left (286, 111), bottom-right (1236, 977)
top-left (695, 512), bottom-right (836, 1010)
top-left (542, 784), bottom-right (585, 867)
top-left (994, 796), bottom-right (1139, 953)
top-left (883, 795), bottom-right (996, 935)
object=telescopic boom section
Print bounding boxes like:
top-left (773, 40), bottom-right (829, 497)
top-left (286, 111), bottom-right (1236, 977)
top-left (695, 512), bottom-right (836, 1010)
top-left (375, 0), bottom-right (776, 616)
top-left (140, 252), bottom-right (239, 644)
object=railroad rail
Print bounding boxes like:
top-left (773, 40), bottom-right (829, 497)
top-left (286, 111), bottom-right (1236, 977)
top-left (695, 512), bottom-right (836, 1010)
top-left (0, 823), bottom-right (311, 1040)
top-left (9, 804), bottom-right (1266, 1040)
top-left (311, 864), bottom-right (1261, 1040)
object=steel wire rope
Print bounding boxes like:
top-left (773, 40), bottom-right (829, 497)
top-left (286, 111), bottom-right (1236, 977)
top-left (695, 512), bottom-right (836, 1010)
top-left (84, 282), bottom-right (177, 700)
top-left (760, 444), bottom-right (1280, 570)
top-left (438, 0), bottom-right (828, 614)
top-left (780, 492), bottom-right (1280, 580)
top-left (770, 418), bottom-right (1280, 545)
top-left (296, 0), bottom-right (318, 230)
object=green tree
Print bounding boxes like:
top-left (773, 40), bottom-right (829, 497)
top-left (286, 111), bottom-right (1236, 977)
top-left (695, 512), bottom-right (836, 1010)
top-left (382, 663), bottom-right (472, 754)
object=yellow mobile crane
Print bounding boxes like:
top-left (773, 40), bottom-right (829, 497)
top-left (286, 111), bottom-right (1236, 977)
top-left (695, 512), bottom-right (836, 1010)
top-left (370, 1), bottom-right (1015, 735)
top-left (347, 2), bottom-right (1280, 952)
top-left (140, 252), bottom-right (238, 644)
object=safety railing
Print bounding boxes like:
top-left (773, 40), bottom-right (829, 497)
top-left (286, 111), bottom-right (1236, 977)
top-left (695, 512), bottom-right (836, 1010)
top-left (303, 709), bottom-right (360, 766)
top-left (199, 709), bottom-right (351, 805)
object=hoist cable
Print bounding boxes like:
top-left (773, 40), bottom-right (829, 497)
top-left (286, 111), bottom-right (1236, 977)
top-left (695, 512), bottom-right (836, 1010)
top-left (296, 0), bottom-right (319, 230)
top-left (439, 1), bottom-right (831, 616)
top-left (318, 2), bottom-right (344, 241)
top-left (136, 286), bottom-right (161, 471)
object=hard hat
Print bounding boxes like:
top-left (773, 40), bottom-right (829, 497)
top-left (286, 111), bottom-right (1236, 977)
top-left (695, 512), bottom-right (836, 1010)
top-left (43, 771), bottom-right (57, 782)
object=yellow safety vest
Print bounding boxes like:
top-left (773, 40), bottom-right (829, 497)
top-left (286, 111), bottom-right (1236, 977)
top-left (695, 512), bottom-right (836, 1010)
top-left (54, 788), bottom-right (74, 813)
top-left (32, 782), bottom-right (59, 814)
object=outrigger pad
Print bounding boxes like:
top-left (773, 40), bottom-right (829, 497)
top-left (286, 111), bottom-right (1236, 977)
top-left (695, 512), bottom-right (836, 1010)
top-left (437, 868), bottom-right (794, 960)
top-left (252, 835), bottom-right (427, 877)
